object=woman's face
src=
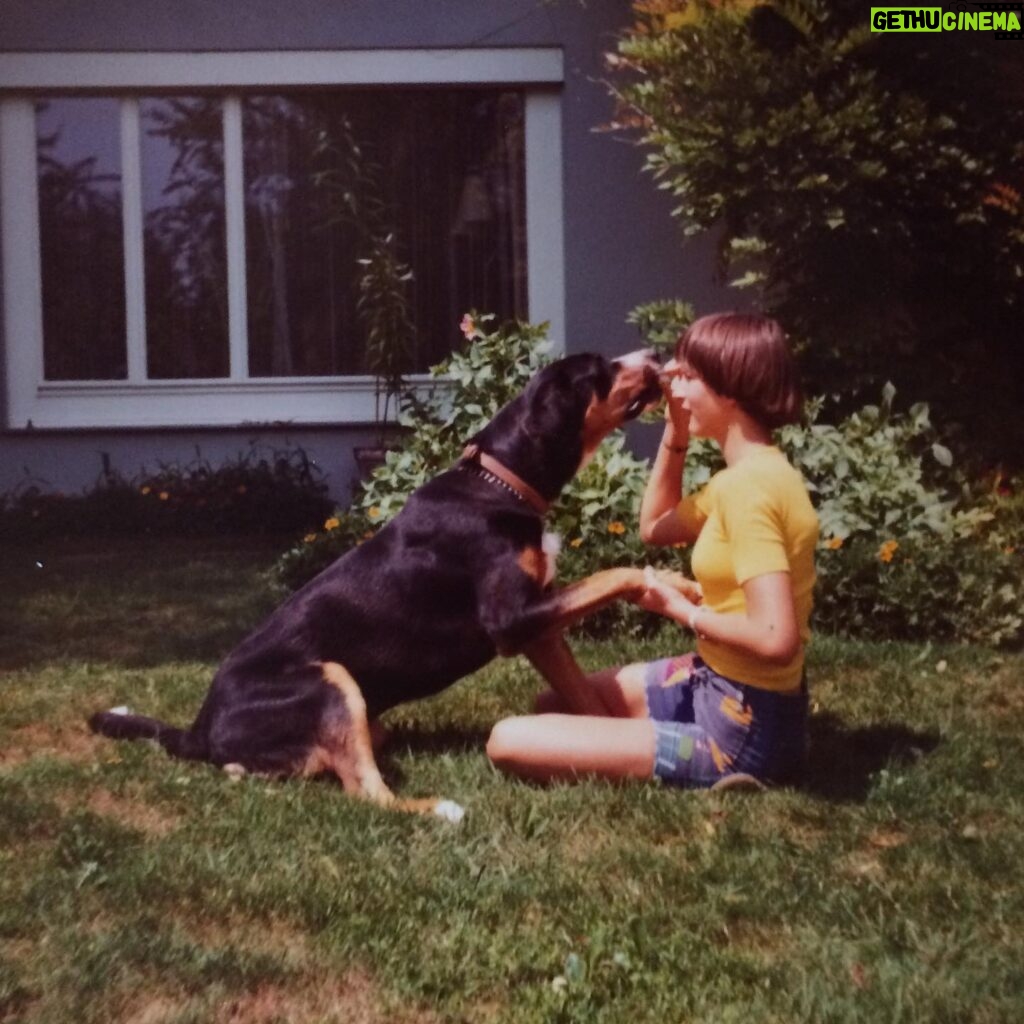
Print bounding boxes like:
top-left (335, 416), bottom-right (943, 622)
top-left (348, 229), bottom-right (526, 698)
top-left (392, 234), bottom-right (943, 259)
top-left (663, 358), bottom-right (735, 440)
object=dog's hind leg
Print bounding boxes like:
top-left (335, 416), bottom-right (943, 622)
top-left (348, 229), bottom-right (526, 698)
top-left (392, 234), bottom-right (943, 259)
top-left (318, 663), bottom-right (464, 823)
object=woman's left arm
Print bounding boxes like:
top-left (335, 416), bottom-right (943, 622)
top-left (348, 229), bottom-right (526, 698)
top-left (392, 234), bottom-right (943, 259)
top-left (637, 569), bottom-right (800, 665)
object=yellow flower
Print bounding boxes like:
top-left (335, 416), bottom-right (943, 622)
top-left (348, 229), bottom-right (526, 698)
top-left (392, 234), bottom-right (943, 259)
top-left (878, 539), bottom-right (899, 563)
top-left (570, 538), bottom-right (583, 548)
top-left (459, 314), bottom-right (477, 339)
top-left (303, 533), bottom-right (317, 544)
top-left (825, 536), bottom-right (844, 550)
top-left (159, 491), bottom-right (170, 501)
top-left (368, 507), bottom-right (381, 520)
top-left (607, 521), bottom-right (626, 535)
top-left (324, 517), bottom-right (340, 531)
top-left (140, 486), bottom-right (151, 496)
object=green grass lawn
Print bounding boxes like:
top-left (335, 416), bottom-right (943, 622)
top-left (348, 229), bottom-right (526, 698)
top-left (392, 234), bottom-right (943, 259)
top-left (1, 537), bottom-right (1022, 1024)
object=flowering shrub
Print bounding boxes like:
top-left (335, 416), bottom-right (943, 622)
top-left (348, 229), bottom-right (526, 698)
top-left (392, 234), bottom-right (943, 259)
top-left (273, 314), bottom-right (1023, 648)
top-left (0, 443), bottom-right (332, 541)
top-left (815, 533), bottom-right (1022, 647)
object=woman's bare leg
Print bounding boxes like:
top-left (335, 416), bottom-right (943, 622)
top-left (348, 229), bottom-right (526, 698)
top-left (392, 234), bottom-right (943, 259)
top-left (533, 662), bottom-right (652, 718)
top-left (533, 654), bottom-right (696, 718)
top-left (487, 714), bottom-right (657, 783)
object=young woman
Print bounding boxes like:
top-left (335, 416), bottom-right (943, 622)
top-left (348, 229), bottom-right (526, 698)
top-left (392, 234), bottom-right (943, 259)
top-left (486, 313), bottom-right (819, 788)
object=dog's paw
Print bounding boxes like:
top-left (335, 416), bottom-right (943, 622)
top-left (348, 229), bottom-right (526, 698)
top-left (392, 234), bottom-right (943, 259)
top-left (433, 799), bottom-right (466, 824)
top-left (108, 705), bottom-right (131, 716)
top-left (223, 763), bottom-right (248, 781)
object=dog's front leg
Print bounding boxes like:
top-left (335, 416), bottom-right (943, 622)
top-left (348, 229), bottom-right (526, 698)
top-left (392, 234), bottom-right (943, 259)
top-left (481, 566), bottom-right (650, 716)
top-left (485, 567), bottom-right (647, 655)
top-left (521, 631), bottom-right (609, 717)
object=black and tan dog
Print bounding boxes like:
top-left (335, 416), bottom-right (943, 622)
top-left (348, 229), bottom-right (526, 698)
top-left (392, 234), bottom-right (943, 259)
top-left (90, 350), bottom-right (664, 819)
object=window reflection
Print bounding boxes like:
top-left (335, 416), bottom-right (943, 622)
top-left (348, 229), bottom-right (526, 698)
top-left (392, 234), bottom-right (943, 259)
top-left (32, 89), bottom-right (526, 385)
top-left (243, 90), bottom-right (526, 378)
top-left (141, 97), bottom-right (229, 379)
top-left (36, 98), bottom-right (127, 381)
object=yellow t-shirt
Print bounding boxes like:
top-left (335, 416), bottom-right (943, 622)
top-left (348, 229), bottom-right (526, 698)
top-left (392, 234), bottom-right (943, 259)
top-left (677, 446), bottom-right (819, 691)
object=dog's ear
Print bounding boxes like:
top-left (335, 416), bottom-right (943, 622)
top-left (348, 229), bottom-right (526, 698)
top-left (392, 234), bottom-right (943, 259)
top-left (525, 354), bottom-right (612, 436)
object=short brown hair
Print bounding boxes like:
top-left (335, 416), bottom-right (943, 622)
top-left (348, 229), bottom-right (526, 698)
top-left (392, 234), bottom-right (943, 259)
top-left (675, 313), bottom-right (802, 429)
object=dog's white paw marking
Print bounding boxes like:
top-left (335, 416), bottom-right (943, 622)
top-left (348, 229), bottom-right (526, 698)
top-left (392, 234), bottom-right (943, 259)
top-left (434, 799), bottom-right (466, 824)
top-left (109, 705), bottom-right (131, 716)
top-left (223, 763), bottom-right (248, 781)
top-left (542, 532), bottom-right (562, 586)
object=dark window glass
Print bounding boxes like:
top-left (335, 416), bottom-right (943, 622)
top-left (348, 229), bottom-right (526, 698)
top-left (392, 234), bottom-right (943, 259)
top-left (36, 98), bottom-right (127, 380)
top-left (141, 97), bottom-right (229, 378)
top-left (243, 90), bottom-right (526, 378)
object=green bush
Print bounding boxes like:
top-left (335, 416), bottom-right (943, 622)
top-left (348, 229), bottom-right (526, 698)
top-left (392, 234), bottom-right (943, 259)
top-left (608, 0), bottom-right (1024, 460)
top-left (0, 443), bottom-right (333, 542)
top-left (273, 315), bottom-right (1022, 648)
top-left (704, 383), bottom-right (1022, 647)
top-left (780, 385), bottom-right (970, 543)
top-left (815, 533), bottom-right (1022, 647)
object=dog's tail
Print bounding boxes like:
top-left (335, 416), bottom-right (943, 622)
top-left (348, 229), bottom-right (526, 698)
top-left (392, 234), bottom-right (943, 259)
top-left (88, 708), bottom-right (201, 760)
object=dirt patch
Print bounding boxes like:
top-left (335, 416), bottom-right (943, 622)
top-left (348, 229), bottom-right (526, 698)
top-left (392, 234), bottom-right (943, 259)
top-left (866, 826), bottom-right (909, 850)
top-left (70, 786), bottom-right (183, 835)
top-left (0, 936), bottom-right (37, 965)
top-left (119, 971), bottom-right (442, 1024)
top-left (122, 996), bottom-right (183, 1024)
top-left (0, 722), bottom-right (103, 769)
top-left (215, 972), bottom-right (401, 1024)
top-left (840, 851), bottom-right (885, 879)
top-left (174, 913), bottom-right (316, 967)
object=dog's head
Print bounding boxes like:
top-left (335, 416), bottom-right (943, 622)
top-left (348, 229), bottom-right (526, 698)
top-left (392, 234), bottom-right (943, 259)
top-left (580, 349), bottom-right (664, 461)
top-left (471, 349), bottom-right (663, 501)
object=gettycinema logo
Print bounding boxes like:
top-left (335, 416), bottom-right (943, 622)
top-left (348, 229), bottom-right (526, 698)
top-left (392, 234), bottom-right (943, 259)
top-left (870, 2), bottom-right (1023, 37)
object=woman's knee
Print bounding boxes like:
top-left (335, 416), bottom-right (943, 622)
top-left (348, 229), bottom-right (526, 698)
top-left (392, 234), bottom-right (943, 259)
top-left (487, 716), bottom-right (529, 769)
top-left (596, 662), bottom-right (651, 718)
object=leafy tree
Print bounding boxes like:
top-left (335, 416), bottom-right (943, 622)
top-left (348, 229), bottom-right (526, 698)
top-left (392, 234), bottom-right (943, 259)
top-left (607, 0), bottom-right (1024, 462)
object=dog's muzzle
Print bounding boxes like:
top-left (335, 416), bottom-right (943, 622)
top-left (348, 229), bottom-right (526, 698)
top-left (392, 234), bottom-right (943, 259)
top-left (612, 349), bottom-right (664, 420)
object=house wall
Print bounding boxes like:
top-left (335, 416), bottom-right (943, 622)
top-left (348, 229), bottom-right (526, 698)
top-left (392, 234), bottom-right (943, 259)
top-left (0, 0), bottom-right (733, 502)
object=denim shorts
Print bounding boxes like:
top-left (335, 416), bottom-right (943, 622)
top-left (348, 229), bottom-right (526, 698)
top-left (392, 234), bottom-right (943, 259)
top-left (644, 655), bottom-right (808, 788)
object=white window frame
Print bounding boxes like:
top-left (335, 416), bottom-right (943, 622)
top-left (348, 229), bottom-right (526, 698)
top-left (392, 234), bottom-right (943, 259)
top-left (0, 49), bottom-right (565, 429)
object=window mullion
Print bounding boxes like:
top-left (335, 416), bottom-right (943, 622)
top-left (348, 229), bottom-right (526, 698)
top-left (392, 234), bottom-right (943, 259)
top-left (525, 89), bottom-right (565, 351)
top-left (120, 97), bottom-right (147, 382)
top-left (0, 99), bottom-right (44, 423)
top-left (223, 94), bottom-right (249, 381)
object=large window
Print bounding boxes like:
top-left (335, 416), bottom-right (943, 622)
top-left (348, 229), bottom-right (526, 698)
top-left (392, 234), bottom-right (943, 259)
top-left (0, 50), bottom-right (564, 427)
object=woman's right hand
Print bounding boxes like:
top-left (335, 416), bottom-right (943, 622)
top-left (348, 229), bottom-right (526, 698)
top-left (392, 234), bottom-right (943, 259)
top-left (648, 569), bottom-right (703, 605)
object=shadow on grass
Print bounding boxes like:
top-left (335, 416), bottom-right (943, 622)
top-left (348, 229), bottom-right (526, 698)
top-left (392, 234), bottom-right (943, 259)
top-left (377, 717), bottom-right (941, 804)
top-left (0, 538), bottom-right (282, 672)
top-left (386, 725), bottom-right (491, 756)
top-left (805, 712), bottom-right (940, 802)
